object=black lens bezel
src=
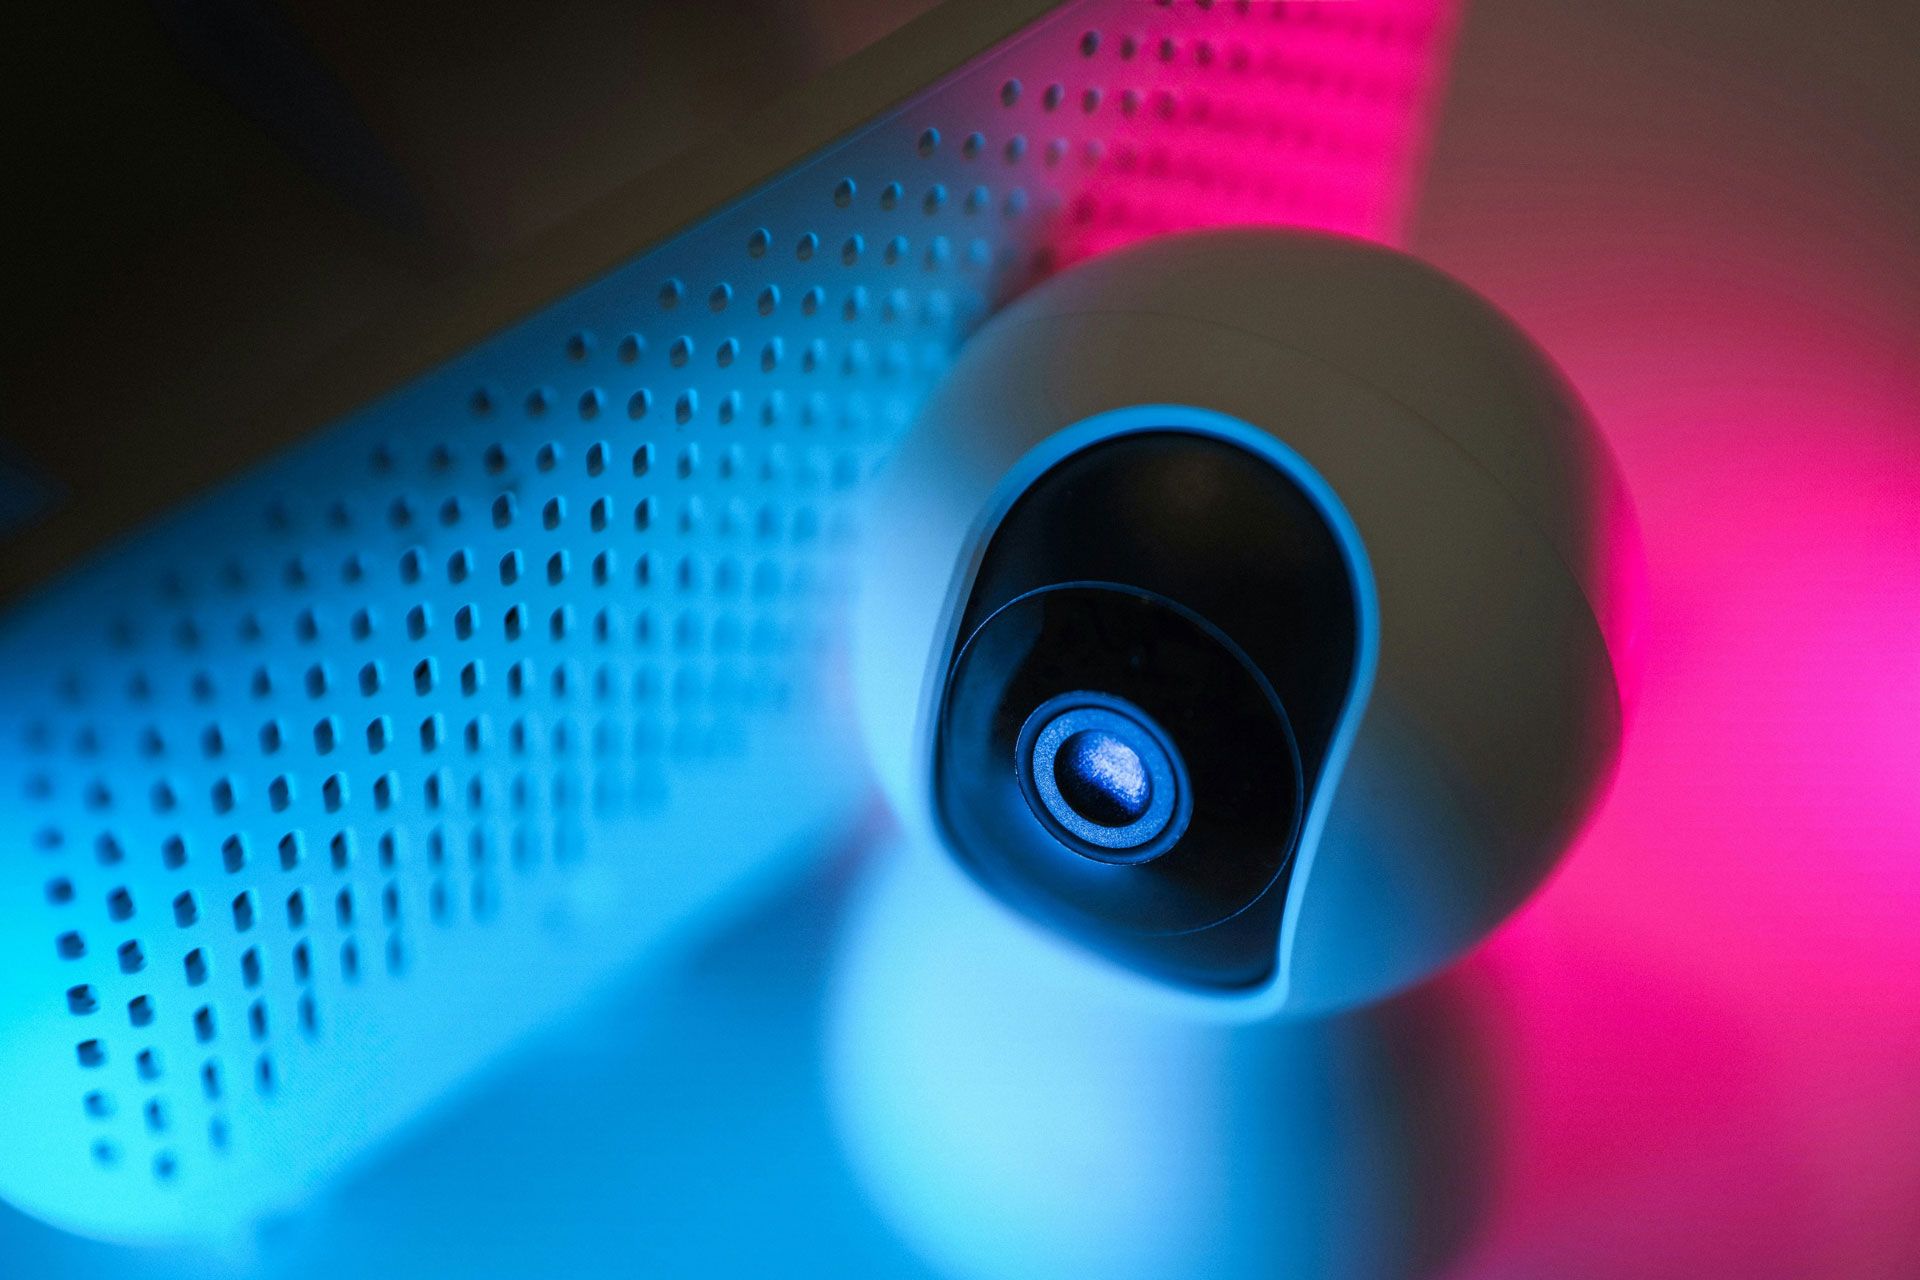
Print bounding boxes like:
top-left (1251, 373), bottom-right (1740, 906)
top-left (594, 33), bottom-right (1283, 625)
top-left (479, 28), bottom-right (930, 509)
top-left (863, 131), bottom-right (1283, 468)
top-left (937, 582), bottom-right (1305, 937)
top-left (1015, 690), bottom-right (1192, 863)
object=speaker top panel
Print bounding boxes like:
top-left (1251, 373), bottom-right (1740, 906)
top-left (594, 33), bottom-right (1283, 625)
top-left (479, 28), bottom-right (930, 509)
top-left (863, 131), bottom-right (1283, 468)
top-left (0, 0), bottom-right (1457, 1242)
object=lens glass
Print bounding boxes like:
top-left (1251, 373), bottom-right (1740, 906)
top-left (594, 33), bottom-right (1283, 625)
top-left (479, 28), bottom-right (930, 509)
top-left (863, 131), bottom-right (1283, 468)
top-left (1019, 697), bottom-right (1186, 860)
top-left (937, 584), bottom-right (1302, 935)
top-left (1057, 731), bottom-right (1149, 826)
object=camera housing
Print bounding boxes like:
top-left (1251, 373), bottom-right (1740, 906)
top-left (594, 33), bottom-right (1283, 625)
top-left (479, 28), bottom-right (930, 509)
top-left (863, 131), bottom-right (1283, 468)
top-left (856, 228), bottom-right (1639, 1016)
top-left (933, 432), bottom-right (1357, 991)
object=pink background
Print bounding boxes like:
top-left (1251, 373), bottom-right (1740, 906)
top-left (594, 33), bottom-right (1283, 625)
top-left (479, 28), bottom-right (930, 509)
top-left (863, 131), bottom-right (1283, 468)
top-left (1414, 4), bottom-right (1920, 1275)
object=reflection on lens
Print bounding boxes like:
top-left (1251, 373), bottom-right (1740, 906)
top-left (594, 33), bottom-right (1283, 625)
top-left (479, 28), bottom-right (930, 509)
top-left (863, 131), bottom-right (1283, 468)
top-left (1054, 730), bottom-right (1151, 827)
top-left (1019, 696), bottom-right (1186, 861)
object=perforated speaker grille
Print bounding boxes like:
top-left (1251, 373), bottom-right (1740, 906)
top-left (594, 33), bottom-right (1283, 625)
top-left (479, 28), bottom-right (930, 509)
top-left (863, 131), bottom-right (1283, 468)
top-left (0, 0), bottom-right (1455, 1241)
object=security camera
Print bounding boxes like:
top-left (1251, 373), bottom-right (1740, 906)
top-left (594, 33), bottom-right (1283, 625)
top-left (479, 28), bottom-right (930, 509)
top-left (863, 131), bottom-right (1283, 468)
top-left (856, 227), bottom-right (1639, 1017)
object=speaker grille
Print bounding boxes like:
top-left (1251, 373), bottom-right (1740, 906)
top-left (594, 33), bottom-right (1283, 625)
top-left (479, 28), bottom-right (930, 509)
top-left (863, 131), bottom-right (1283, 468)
top-left (0, 0), bottom-right (1454, 1240)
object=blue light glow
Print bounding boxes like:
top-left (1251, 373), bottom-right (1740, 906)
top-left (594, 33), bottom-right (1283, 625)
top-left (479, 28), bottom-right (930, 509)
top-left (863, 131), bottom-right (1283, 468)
top-left (0, 0), bottom-right (1451, 1254)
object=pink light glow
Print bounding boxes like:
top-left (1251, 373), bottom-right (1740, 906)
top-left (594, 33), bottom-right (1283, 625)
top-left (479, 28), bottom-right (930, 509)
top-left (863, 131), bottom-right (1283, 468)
top-left (1414, 4), bottom-right (1920, 1274)
top-left (1031, 3), bottom-right (1918, 1271)
top-left (1034, 0), bottom-right (1462, 266)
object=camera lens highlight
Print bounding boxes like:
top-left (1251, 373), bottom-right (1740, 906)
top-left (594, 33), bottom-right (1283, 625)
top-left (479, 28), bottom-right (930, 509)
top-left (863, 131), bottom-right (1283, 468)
top-left (1055, 730), bottom-right (1151, 827)
top-left (1022, 698), bottom-right (1184, 859)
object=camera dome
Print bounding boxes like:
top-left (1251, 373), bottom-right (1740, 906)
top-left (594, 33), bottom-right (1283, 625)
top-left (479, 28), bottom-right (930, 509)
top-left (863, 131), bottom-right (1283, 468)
top-left (855, 229), bottom-right (1635, 1015)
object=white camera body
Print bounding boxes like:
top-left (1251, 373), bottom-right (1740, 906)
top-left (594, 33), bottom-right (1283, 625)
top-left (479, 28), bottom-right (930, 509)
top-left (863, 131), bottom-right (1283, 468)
top-left (855, 229), bottom-right (1638, 1018)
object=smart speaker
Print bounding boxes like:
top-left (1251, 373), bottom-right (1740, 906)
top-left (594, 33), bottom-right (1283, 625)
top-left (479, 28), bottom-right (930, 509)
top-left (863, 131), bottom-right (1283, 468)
top-left (0, 0), bottom-right (1461, 1243)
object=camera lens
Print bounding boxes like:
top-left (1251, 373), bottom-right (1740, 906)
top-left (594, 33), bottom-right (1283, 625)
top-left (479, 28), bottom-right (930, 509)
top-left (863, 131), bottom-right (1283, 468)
top-left (936, 583), bottom-right (1301, 938)
top-left (1057, 731), bottom-right (1149, 825)
top-left (923, 431), bottom-right (1357, 988)
top-left (1018, 696), bottom-right (1186, 861)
